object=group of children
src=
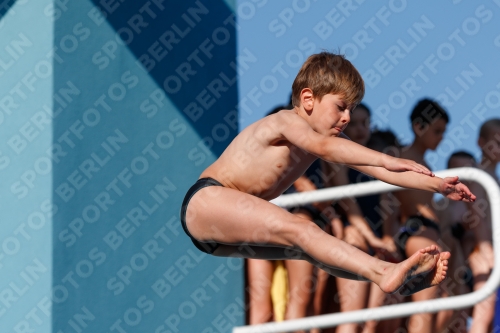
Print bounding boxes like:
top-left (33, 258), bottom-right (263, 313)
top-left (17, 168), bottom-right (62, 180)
top-left (180, 52), bottom-right (499, 332)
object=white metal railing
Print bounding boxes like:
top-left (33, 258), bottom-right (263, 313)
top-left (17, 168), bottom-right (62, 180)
top-left (233, 167), bottom-right (500, 333)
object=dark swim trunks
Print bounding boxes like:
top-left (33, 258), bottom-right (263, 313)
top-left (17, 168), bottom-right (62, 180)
top-left (394, 215), bottom-right (440, 258)
top-left (180, 177), bottom-right (224, 254)
top-left (450, 222), bottom-right (466, 240)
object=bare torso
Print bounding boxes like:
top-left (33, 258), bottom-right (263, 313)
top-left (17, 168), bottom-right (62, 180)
top-left (200, 110), bottom-right (318, 200)
top-left (469, 167), bottom-right (499, 237)
top-left (395, 147), bottom-right (439, 222)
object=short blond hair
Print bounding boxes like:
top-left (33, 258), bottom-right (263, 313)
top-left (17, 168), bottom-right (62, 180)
top-left (291, 52), bottom-right (364, 107)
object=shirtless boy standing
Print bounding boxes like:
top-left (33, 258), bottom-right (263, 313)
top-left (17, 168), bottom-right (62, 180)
top-left (180, 53), bottom-right (475, 296)
top-left (392, 99), bottom-right (457, 332)
top-left (466, 118), bottom-right (500, 333)
top-left (472, 118), bottom-right (500, 268)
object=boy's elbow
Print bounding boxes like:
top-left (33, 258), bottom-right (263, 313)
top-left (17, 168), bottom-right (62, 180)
top-left (314, 139), bottom-right (332, 161)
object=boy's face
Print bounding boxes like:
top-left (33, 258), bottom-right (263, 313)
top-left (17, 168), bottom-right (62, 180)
top-left (448, 156), bottom-right (476, 169)
top-left (479, 125), bottom-right (500, 163)
top-left (302, 91), bottom-right (355, 137)
top-left (344, 106), bottom-right (370, 145)
top-left (413, 118), bottom-right (447, 150)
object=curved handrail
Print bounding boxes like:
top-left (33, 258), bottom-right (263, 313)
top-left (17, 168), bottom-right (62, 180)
top-left (233, 168), bottom-right (500, 333)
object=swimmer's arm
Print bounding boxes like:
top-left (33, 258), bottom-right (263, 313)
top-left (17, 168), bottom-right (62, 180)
top-left (328, 163), bottom-right (381, 245)
top-left (280, 115), bottom-right (432, 175)
top-left (344, 198), bottom-right (387, 249)
top-left (353, 165), bottom-right (441, 191)
top-left (382, 193), bottom-right (400, 238)
top-left (380, 196), bottom-right (401, 261)
top-left (352, 165), bottom-right (476, 202)
top-left (294, 175), bottom-right (332, 211)
top-left (293, 175), bottom-right (317, 192)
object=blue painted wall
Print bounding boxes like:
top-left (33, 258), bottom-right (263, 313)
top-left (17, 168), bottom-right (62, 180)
top-left (0, 1), bottom-right (243, 332)
top-left (0, 1), bottom-right (53, 332)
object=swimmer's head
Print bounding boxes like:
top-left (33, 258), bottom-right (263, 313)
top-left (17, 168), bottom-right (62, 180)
top-left (367, 129), bottom-right (402, 157)
top-left (291, 52), bottom-right (364, 108)
top-left (447, 151), bottom-right (476, 169)
top-left (344, 103), bottom-right (371, 146)
top-left (478, 118), bottom-right (500, 163)
top-left (410, 98), bottom-right (449, 150)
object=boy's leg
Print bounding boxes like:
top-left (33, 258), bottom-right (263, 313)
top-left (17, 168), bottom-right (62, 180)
top-left (283, 210), bottom-right (316, 329)
top-left (336, 226), bottom-right (370, 333)
top-left (186, 186), bottom-right (447, 293)
top-left (310, 267), bottom-right (330, 333)
top-left (404, 229), bottom-right (441, 333)
top-left (435, 227), bottom-right (469, 332)
top-left (214, 243), bottom-right (368, 281)
top-left (310, 222), bottom-right (335, 333)
top-left (247, 259), bottom-right (274, 324)
top-left (468, 248), bottom-right (495, 333)
top-left (362, 283), bottom-right (387, 333)
top-left (284, 260), bottom-right (314, 324)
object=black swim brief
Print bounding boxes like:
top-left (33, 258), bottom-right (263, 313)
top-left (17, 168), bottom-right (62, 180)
top-left (394, 215), bottom-right (440, 258)
top-left (180, 177), bottom-right (224, 254)
top-left (450, 222), bottom-right (466, 240)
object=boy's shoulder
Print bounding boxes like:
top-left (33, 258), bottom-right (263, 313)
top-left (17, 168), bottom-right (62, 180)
top-left (264, 108), bottom-right (310, 128)
top-left (248, 109), bottom-right (330, 155)
top-left (401, 146), bottom-right (425, 163)
top-left (265, 108), bottom-right (295, 120)
top-left (257, 109), bottom-right (303, 132)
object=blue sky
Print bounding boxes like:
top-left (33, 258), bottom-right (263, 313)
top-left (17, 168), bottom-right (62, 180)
top-left (237, 0), bottom-right (500, 174)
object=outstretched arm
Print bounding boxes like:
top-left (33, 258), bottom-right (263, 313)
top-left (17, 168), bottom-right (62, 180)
top-left (279, 113), bottom-right (433, 176)
top-left (352, 165), bottom-right (476, 202)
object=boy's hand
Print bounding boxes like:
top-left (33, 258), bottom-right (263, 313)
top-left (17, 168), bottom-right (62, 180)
top-left (368, 236), bottom-right (394, 254)
top-left (438, 176), bottom-right (476, 202)
top-left (382, 156), bottom-right (434, 176)
top-left (370, 236), bottom-right (402, 263)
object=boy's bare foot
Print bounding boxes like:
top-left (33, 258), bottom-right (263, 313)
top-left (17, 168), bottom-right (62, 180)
top-left (378, 245), bottom-right (442, 294)
top-left (398, 251), bottom-right (450, 296)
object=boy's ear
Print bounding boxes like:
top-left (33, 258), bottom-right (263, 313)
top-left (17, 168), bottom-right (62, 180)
top-left (478, 135), bottom-right (485, 149)
top-left (411, 121), bottom-right (423, 133)
top-left (411, 121), bottom-right (429, 137)
top-left (300, 88), bottom-right (314, 111)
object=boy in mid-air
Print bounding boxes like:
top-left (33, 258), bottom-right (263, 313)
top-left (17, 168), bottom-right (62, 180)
top-left (180, 52), bottom-right (475, 296)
